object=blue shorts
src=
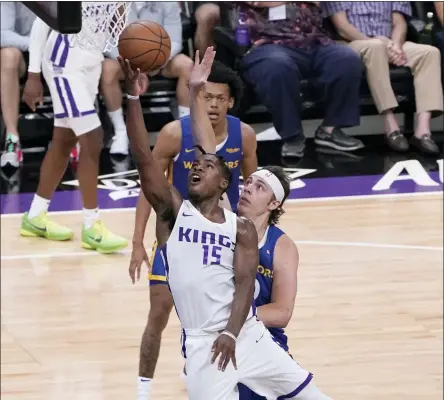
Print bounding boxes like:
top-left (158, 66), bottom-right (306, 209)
top-left (149, 242), bottom-right (168, 285)
top-left (238, 384), bottom-right (265, 400)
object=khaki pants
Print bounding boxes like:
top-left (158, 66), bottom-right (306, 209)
top-left (347, 38), bottom-right (443, 115)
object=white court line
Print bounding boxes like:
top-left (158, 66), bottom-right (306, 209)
top-left (1, 240), bottom-right (442, 261)
top-left (1, 190), bottom-right (442, 219)
top-left (297, 240), bottom-right (443, 252)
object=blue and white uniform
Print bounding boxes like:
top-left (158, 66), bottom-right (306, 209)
top-left (166, 201), bottom-right (312, 400)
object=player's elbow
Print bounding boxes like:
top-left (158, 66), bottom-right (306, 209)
top-left (279, 307), bottom-right (293, 328)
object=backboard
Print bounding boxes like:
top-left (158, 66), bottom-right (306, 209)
top-left (22, 2), bottom-right (82, 34)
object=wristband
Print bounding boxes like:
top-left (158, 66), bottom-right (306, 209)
top-left (221, 330), bottom-right (237, 341)
top-left (126, 93), bottom-right (139, 100)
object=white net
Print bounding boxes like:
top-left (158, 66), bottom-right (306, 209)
top-left (68, 2), bottom-right (131, 53)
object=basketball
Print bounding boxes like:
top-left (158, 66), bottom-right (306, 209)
top-left (118, 21), bottom-right (171, 73)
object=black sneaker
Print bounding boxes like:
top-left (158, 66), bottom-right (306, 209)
top-left (314, 127), bottom-right (364, 152)
top-left (281, 135), bottom-right (306, 158)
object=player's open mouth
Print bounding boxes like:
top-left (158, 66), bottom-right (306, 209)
top-left (239, 196), bottom-right (250, 204)
top-left (191, 174), bottom-right (201, 184)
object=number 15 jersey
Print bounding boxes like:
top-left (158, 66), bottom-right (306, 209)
top-left (160, 200), bottom-right (256, 332)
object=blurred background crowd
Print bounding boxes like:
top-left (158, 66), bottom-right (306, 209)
top-left (1, 1), bottom-right (443, 174)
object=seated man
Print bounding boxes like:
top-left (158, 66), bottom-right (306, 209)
top-left (238, 2), bottom-right (364, 158)
top-left (0, 2), bottom-right (35, 168)
top-left (324, 1), bottom-right (443, 155)
top-left (100, 1), bottom-right (194, 155)
top-left (435, 1), bottom-right (444, 82)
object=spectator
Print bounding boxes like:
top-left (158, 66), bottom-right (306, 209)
top-left (100, 2), bottom-right (193, 155)
top-left (238, 2), bottom-right (364, 158)
top-left (193, 2), bottom-right (226, 55)
top-left (435, 1), bottom-right (444, 76)
top-left (324, 2), bottom-right (443, 155)
top-left (0, 2), bottom-right (35, 168)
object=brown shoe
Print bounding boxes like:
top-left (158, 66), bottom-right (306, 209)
top-left (386, 130), bottom-right (409, 152)
top-left (410, 134), bottom-right (441, 155)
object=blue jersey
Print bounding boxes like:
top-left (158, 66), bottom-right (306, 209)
top-left (168, 115), bottom-right (243, 212)
top-left (255, 224), bottom-right (288, 351)
top-left (239, 225), bottom-right (289, 400)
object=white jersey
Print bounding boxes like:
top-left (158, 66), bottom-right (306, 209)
top-left (162, 200), bottom-right (255, 332)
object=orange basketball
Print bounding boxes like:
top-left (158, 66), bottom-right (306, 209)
top-left (118, 21), bottom-right (171, 73)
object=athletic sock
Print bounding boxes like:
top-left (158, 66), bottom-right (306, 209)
top-left (108, 108), bottom-right (126, 132)
top-left (28, 194), bottom-right (50, 219)
top-left (178, 106), bottom-right (190, 118)
top-left (83, 208), bottom-right (99, 229)
top-left (137, 376), bottom-right (152, 400)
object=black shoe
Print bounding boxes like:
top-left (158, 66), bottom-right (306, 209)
top-left (314, 127), bottom-right (364, 152)
top-left (410, 134), bottom-right (441, 155)
top-left (385, 130), bottom-right (409, 152)
top-left (281, 135), bottom-right (305, 158)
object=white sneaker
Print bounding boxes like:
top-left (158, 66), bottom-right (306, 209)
top-left (1, 134), bottom-right (23, 168)
top-left (109, 131), bottom-right (129, 155)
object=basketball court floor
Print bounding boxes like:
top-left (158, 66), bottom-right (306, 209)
top-left (1, 135), bottom-right (443, 399)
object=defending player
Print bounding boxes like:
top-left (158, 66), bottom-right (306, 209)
top-left (121, 48), bottom-right (331, 400)
top-left (129, 61), bottom-right (258, 398)
top-left (19, 17), bottom-right (127, 253)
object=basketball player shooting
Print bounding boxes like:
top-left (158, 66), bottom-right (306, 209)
top-left (120, 48), bottom-right (331, 400)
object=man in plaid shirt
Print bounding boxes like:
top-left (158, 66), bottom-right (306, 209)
top-left (323, 1), bottom-right (442, 155)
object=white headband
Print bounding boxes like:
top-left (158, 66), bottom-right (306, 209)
top-left (251, 169), bottom-right (285, 203)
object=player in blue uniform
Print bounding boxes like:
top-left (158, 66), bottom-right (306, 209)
top-left (237, 166), bottom-right (299, 400)
top-left (130, 60), bottom-right (258, 399)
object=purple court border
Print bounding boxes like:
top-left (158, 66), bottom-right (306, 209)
top-left (1, 172), bottom-right (442, 215)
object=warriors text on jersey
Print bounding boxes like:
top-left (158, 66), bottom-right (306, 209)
top-left (168, 115), bottom-right (243, 212)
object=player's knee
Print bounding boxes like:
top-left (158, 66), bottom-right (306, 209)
top-left (100, 58), bottom-right (121, 86)
top-left (147, 287), bottom-right (173, 332)
top-left (195, 3), bottom-right (220, 27)
top-left (0, 47), bottom-right (23, 72)
top-left (52, 128), bottom-right (78, 156)
top-left (78, 126), bottom-right (104, 157)
top-left (174, 54), bottom-right (194, 79)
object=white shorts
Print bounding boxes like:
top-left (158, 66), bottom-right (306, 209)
top-left (42, 53), bottom-right (102, 136)
top-left (183, 318), bottom-right (313, 400)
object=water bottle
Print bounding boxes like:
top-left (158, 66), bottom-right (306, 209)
top-left (235, 12), bottom-right (250, 51)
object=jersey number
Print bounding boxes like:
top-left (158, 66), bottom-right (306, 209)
top-left (203, 245), bottom-right (222, 265)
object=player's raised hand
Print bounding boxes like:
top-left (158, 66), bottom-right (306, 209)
top-left (129, 243), bottom-right (149, 284)
top-left (189, 46), bottom-right (216, 91)
top-left (211, 332), bottom-right (237, 372)
top-left (117, 56), bottom-right (143, 96)
top-left (22, 72), bottom-right (44, 112)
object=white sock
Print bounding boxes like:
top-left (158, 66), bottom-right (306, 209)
top-left (108, 108), bottom-right (126, 132)
top-left (137, 376), bottom-right (152, 400)
top-left (83, 208), bottom-right (99, 229)
top-left (28, 194), bottom-right (50, 219)
top-left (6, 133), bottom-right (19, 143)
top-left (178, 106), bottom-right (190, 118)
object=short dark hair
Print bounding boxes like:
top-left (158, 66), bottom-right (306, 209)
top-left (262, 166), bottom-right (290, 225)
top-left (207, 61), bottom-right (244, 111)
top-left (194, 145), bottom-right (232, 194)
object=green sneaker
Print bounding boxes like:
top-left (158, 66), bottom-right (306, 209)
top-left (20, 212), bottom-right (73, 241)
top-left (81, 220), bottom-right (128, 254)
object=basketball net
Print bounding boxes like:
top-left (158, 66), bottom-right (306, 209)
top-left (68, 2), bottom-right (131, 53)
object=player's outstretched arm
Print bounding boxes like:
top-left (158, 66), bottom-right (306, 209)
top-left (189, 47), bottom-right (216, 154)
top-left (118, 58), bottom-right (182, 217)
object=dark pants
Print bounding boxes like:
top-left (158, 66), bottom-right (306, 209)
top-left (238, 383), bottom-right (265, 400)
top-left (241, 43), bottom-right (363, 140)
